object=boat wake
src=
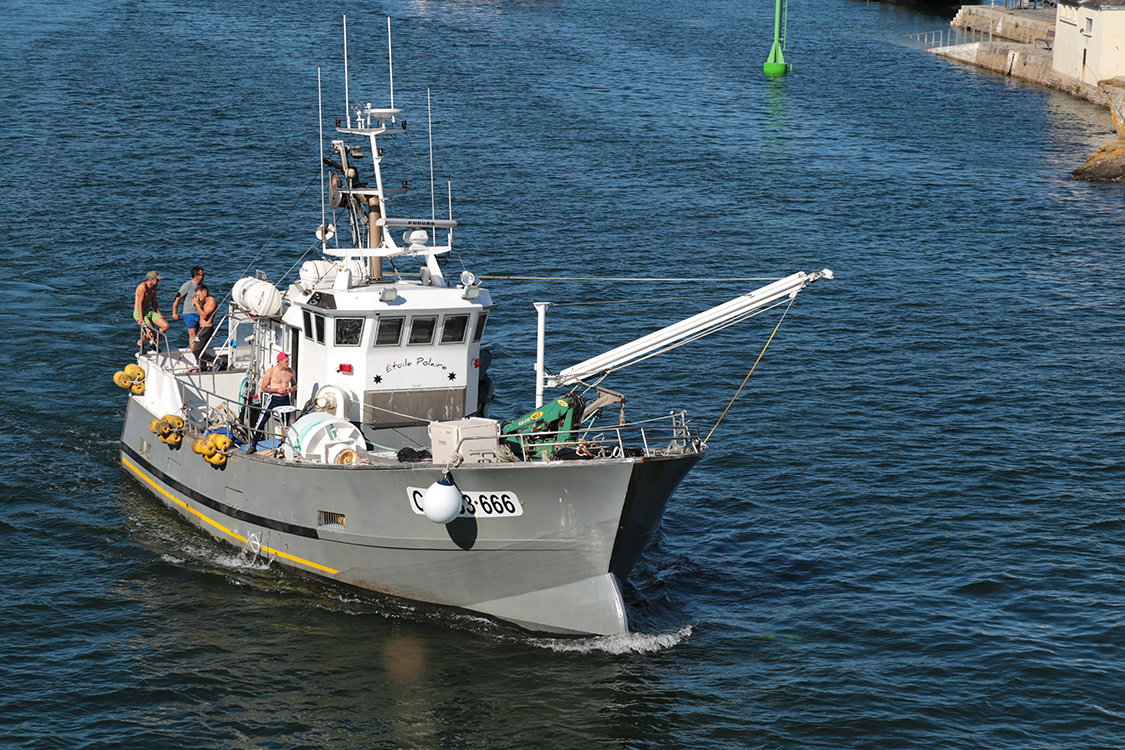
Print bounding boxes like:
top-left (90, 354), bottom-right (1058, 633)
top-left (530, 625), bottom-right (694, 654)
top-left (159, 548), bottom-right (273, 574)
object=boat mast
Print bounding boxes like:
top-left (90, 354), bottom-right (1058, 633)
top-left (318, 66), bottom-right (329, 251)
top-left (324, 18), bottom-right (458, 283)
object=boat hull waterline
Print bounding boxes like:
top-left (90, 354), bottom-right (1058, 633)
top-left (121, 398), bottom-right (703, 636)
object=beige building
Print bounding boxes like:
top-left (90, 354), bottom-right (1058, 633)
top-left (1054, 0), bottom-right (1125, 84)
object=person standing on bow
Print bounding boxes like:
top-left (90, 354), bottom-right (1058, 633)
top-left (133, 271), bottom-right (170, 349)
top-left (171, 266), bottom-right (205, 346)
top-left (249, 353), bottom-right (296, 453)
top-left (189, 284), bottom-right (218, 364)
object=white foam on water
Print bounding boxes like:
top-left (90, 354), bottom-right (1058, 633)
top-left (533, 625), bottom-right (694, 654)
top-left (211, 551), bottom-right (273, 572)
top-left (160, 542), bottom-right (273, 574)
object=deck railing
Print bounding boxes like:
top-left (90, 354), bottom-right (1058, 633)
top-left (154, 354), bottom-right (702, 464)
top-left (497, 411), bottom-right (702, 462)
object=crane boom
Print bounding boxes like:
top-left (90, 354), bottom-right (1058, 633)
top-left (544, 269), bottom-right (832, 390)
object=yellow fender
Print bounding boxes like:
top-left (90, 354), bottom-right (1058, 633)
top-left (210, 434), bottom-right (232, 452)
top-left (191, 438), bottom-right (210, 455)
top-left (205, 451), bottom-right (227, 467)
top-left (155, 420), bottom-right (172, 438)
top-left (148, 419), bottom-right (163, 434)
top-left (113, 371), bottom-right (132, 389)
top-left (164, 415), bottom-right (185, 431)
top-left (165, 432), bottom-right (183, 447)
top-left (124, 364), bottom-right (145, 381)
top-left (130, 381), bottom-right (145, 395)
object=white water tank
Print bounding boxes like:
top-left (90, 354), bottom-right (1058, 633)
top-left (232, 277), bottom-right (283, 317)
top-left (283, 412), bottom-right (365, 464)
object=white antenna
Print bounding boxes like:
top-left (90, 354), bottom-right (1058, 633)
top-left (343, 15), bottom-right (351, 128)
top-left (318, 66), bottom-right (326, 249)
top-left (387, 17), bottom-right (395, 110)
top-left (447, 181), bottom-right (454, 247)
top-left (428, 88), bottom-right (436, 222)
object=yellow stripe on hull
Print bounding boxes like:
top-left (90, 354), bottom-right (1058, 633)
top-left (121, 455), bottom-right (339, 575)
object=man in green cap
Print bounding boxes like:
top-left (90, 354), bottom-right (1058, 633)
top-left (133, 271), bottom-right (171, 349)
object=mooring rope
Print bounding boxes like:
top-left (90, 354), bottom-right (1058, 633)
top-left (196, 178), bottom-right (318, 371)
top-left (231, 175), bottom-right (319, 290)
top-left (703, 293), bottom-right (797, 446)
top-left (554, 293), bottom-right (769, 308)
top-left (478, 275), bottom-right (782, 283)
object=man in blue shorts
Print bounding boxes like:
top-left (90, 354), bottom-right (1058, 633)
top-left (171, 266), bottom-right (205, 346)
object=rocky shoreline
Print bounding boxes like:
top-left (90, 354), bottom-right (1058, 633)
top-left (1072, 141), bottom-right (1125, 182)
top-left (929, 6), bottom-right (1125, 182)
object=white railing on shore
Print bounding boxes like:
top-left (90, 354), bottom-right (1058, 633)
top-left (905, 29), bottom-right (951, 49)
top-left (906, 0), bottom-right (1057, 50)
top-left (969, 0), bottom-right (1055, 7)
top-left (904, 25), bottom-right (1003, 50)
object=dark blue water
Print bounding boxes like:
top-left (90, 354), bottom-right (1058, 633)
top-left (3, 0), bottom-right (1125, 747)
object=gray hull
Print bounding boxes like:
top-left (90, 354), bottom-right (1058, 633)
top-left (120, 398), bottom-right (701, 635)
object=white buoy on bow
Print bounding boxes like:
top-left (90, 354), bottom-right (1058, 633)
top-left (422, 474), bottom-right (462, 524)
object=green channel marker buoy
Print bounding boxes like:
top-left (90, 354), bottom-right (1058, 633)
top-left (764, 0), bottom-right (789, 77)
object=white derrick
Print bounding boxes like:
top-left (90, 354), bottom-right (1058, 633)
top-left (546, 270), bottom-right (833, 390)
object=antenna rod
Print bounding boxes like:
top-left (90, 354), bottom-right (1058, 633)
top-left (387, 17), bottom-right (395, 110)
top-left (428, 89), bottom-right (436, 222)
top-left (318, 66), bottom-right (326, 249)
top-left (343, 15), bottom-right (351, 127)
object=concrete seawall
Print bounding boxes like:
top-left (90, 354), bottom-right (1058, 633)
top-left (930, 4), bottom-right (1125, 177)
top-left (949, 5), bottom-right (1054, 45)
top-left (929, 5), bottom-right (1125, 138)
top-left (930, 41), bottom-right (1112, 110)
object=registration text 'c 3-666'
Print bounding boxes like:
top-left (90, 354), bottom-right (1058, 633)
top-left (408, 487), bottom-right (524, 518)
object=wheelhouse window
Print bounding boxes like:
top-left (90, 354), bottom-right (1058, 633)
top-left (440, 314), bottom-right (469, 344)
top-left (472, 312), bottom-right (488, 343)
top-left (373, 316), bottom-right (404, 346)
top-left (335, 317), bottom-right (364, 346)
top-left (408, 316), bottom-right (437, 345)
top-left (303, 310), bottom-right (326, 344)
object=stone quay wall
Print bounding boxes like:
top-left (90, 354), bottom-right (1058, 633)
top-left (950, 5), bottom-right (1054, 45)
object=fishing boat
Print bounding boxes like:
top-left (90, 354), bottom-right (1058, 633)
top-left (115, 22), bottom-right (833, 636)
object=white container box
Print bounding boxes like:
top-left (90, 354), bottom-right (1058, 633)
top-left (429, 418), bottom-right (501, 464)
